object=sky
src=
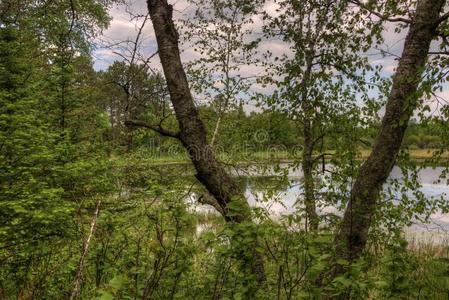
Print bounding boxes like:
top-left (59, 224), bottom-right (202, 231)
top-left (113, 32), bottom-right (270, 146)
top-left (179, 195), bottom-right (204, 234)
top-left (92, 0), bottom-right (448, 115)
top-left (93, 0), bottom-right (402, 72)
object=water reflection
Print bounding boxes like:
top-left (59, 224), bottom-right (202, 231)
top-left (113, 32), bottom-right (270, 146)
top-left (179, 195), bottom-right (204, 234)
top-left (193, 164), bottom-right (449, 233)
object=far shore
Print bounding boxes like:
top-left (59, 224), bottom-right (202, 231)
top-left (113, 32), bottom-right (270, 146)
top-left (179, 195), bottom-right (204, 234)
top-left (115, 148), bottom-right (449, 166)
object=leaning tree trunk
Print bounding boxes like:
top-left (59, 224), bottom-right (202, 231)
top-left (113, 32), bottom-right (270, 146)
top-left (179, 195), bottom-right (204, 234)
top-left (146, 0), bottom-right (265, 285)
top-left (328, 0), bottom-right (446, 285)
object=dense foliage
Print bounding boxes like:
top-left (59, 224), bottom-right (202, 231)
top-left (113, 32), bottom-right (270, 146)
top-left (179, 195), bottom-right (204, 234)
top-left (1, 0), bottom-right (449, 299)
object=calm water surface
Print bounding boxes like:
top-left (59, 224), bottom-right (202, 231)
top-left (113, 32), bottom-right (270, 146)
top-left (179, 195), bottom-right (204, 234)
top-left (192, 164), bottom-right (449, 235)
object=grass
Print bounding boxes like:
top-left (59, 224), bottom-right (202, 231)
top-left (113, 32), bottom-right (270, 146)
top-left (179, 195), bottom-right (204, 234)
top-left (359, 149), bottom-right (449, 160)
top-left (230, 148), bottom-right (449, 163)
top-left (113, 148), bottom-right (449, 167)
top-left (405, 230), bottom-right (449, 258)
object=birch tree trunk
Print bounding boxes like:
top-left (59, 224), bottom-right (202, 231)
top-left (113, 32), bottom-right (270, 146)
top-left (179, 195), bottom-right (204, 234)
top-left (70, 200), bottom-right (101, 300)
top-left (300, 54), bottom-right (319, 231)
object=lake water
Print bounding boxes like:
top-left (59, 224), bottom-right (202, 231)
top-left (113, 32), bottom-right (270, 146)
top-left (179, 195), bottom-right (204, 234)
top-left (191, 164), bottom-right (449, 237)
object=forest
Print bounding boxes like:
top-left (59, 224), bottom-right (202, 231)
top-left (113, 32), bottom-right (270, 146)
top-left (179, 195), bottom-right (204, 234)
top-left (1, 0), bottom-right (449, 299)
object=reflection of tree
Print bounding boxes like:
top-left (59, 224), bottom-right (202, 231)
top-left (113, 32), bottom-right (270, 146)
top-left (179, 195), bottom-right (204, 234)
top-left (244, 176), bottom-right (294, 197)
top-left (263, 0), bottom-right (373, 231)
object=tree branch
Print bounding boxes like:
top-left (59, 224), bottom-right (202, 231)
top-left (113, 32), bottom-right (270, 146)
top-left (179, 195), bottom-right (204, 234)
top-left (428, 51), bottom-right (449, 55)
top-left (311, 132), bottom-right (326, 148)
top-left (70, 200), bottom-right (101, 300)
top-left (125, 119), bottom-right (180, 138)
top-left (437, 11), bottom-right (449, 24)
top-left (351, 0), bottom-right (412, 23)
top-left (198, 192), bottom-right (224, 216)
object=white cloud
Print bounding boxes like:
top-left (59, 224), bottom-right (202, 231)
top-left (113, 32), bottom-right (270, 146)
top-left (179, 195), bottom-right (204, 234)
top-left (92, 0), bottom-right (449, 113)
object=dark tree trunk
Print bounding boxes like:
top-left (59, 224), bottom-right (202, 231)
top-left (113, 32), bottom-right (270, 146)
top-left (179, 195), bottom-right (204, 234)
top-left (146, 0), bottom-right (265, 285)
top-left (329, 0), bottom-right (446, 283)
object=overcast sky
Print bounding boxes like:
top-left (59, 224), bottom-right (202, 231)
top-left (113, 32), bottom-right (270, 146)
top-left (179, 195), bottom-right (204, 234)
top-left (92, 0), bottom-right (448, 114)
top-left (94, 1), bottom-right (403, 71)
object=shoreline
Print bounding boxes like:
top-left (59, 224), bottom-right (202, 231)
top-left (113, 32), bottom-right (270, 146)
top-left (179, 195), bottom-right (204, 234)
top-left (119, 149), bottom-right (449, 166)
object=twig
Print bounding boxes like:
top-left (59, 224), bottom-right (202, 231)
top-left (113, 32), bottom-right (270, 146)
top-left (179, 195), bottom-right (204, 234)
top-left (350, 0), bottom-right (412, 23)
top-left (70, 200), bottom-right (102, 300)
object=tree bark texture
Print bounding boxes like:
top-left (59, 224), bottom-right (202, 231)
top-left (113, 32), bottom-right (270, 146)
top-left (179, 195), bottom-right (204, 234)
top-left (300, 54), bottom-right (319, 231)
top-left (302, 116), bottom-right (319, 231)
top-left (330, 0), bottom-right (445, 280)
top-left (146, 0), bottom-right (265, 285)
top-left (70, 200), bottom-right (101, 300)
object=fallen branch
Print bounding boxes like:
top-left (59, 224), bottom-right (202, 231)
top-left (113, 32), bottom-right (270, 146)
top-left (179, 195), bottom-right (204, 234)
top-left (70, 200), bottom-right (102, 300)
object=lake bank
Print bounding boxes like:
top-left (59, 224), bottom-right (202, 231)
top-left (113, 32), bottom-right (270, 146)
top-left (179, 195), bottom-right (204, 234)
top-left (114, 149), bottom-right (449, 166)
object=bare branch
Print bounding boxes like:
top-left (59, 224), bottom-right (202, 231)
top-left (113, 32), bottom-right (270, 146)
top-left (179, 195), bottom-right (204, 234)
top-left (125, 119), bottom-right (180, 138)
top-left (428, 51), bottom-right (449, 55)
top-left (311, 132), bottom-right (326, 148)
top-left (437, 11), bottom-right (449, 24)
top-left (130, 13), bottom-right (150, 66)
top-left (70, 200), bottom-right (101, 300)
top-left (350, 0), bottom-right (412, 23)
top-left (357, 138), bottom-right (372, 147)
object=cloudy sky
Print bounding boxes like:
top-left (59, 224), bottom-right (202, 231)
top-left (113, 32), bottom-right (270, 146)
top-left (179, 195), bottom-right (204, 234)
top-left (93, 0), bottom-right (403, 71)
top-left (92, 0), bottom-right (448, 114)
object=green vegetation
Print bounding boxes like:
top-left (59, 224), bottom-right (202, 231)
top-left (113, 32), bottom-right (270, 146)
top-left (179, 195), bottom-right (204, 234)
top-left (1, 0), bottom-right (449, 299)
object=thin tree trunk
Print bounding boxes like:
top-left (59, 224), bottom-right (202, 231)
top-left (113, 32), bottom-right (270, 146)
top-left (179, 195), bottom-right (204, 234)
top-left (70, 200), bottom-right (101, 300)
top-left (299, 54), bottom-right (319, 231)
top-left (302, 117), bottom-right (319, 230)
top-left (146, 0), bottom-right (265, 285)
top-left (210, 110), bottom-right (223, 148)
top-left (328, 0), bottom-right (446, 285)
